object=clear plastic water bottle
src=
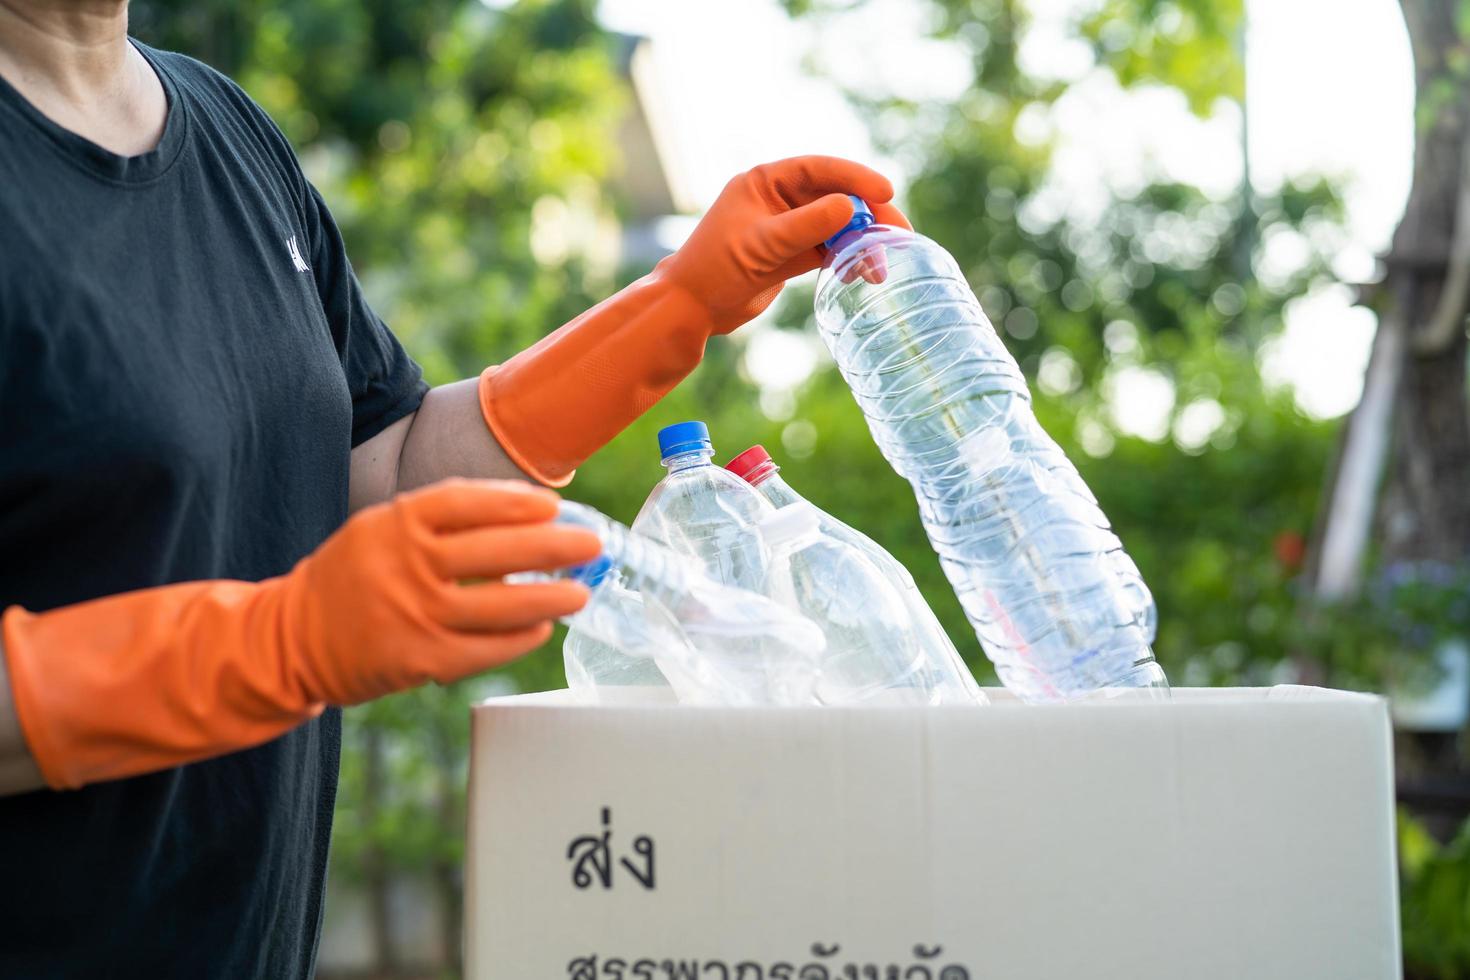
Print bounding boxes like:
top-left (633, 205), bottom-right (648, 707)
top-left (727, 445), bottom-right (986, 705)
top-left (631, 421), bottom-right (774, 591)
top-left (812, 198), bottom-right (1167, 702)
top-left (561, 556), bottom-right (682, 704)
top-left (548, 501), bottom-right (825, 705)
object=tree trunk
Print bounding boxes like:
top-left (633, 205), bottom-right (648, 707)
top-left (1306, 0), bottom-right (1470, 598)
top-left (1381, 323), bottom-right (1470, 563)
top-left (1377, 0), bottom-right (1470, 844)
top-left (1306, 306), bottom-right (1404, 600)
top-left (1378, 0), bottom-right (1470, 567)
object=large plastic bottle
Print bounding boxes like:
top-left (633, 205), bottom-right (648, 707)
top-left (812, 198), bottom-right (1167, 702)
top-left (727, 445), bottom-right (985, 705)
top-left (546, 501), bottom-right (825, 705)
top-left (561, 556), bottom-right (681, 704)
top-left (631, 421), bottom-right (774, 591)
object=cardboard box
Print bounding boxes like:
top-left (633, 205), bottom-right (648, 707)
top-left (466, 687), bottom-right (1400, 979)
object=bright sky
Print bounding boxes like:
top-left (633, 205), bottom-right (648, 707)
top-left (598, 0), bottom-right (1415, 431)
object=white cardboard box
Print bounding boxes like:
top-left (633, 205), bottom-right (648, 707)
top-left (465, 687), bottom-right (1401, 979)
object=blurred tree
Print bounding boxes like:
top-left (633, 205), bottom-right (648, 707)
top-left (1308, 0), bottom-right (1470, 865)
top-left (1311, 1), bottom-right (1470, 603)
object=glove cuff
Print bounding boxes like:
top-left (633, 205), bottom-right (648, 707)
top-left (3, 585), bottom-right (324, 791)
top-left (478, 364), bottom-right (577, 488)
top-left (477, 275), bottom-right (714, 485)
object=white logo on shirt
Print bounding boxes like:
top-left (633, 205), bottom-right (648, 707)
top-left (286, 235), bottom-right (310, 273)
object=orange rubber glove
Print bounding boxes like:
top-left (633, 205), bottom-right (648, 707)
top-left (2, 479), bottom-right (600, 790)
top-left (478, 155), bottom-right (911, 486)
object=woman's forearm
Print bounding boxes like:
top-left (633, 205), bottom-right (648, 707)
top-left (396, 379), bottom-right (531, 491)
top-left (348, 378), bottom-right (532, 513)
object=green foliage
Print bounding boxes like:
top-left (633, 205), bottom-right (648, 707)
top-left (1411, 2), bottom-right (1470, 133)
top-left (1401, 811), bottom-right (1470, 978)
top-left (1292, 563), bottom-right (1470, 696)
top-left (1081, 0), bottom-right (1245, 113)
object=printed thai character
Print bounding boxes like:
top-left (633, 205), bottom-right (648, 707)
top-left (568, 955), bottom-right (598, 980)
top-left (937, 968), bottom-right (969, 980)
top-left (662, 960), bottom-right (699, 980)
top-left (632, 960), bottom-right (658, 980)
top-left (568, 808), bottom-right (613, 889)
top-left (798, 941), bottom-right (838, 980)
top-left (620, 834), bottom-right (655, 889)
top-left (769, 964), bottom-right (795, 980)
top-left (905, 943), bottom-right (942, 979)
top-left (734, 963), bottom-right (764, 980)
top-left (702, 962), bottom-right (730, 980)
top-left (604, 958), bottom-right (628, 979)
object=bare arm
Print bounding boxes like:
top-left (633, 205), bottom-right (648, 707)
top-left (0, 637), bottom-right (45, 796)
top-left (348, 378), bottom-right (534, 512)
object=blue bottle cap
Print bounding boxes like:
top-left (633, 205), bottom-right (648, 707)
top-left (657, 420), bottom-right (712, 459)
top-left (568, 554), bottom-right (613, 588)
top-left (823, 195), bottom-right (876, 250)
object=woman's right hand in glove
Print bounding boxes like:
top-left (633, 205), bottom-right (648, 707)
top-left (1, 479), bottom-right (601, 791)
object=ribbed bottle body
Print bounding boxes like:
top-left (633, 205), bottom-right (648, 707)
top-left (814, 227), bottom-right (1165, 701)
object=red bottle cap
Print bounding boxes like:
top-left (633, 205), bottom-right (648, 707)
top-left (725, 444), bottom-right (778, 485)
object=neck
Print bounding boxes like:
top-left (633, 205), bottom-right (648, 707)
top-left (0, 0), bottom-right (131, 103)
top-left (0, 0), bottom-right (166, 157)
top-left (664, 450), bottom-right (712, 473)
top-left (752, 472), bottom-right (800, 508)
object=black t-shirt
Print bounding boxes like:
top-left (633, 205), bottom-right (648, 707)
top-left (0, 42), bottom-right (426, 977)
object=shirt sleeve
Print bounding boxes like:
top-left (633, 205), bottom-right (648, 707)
top-left (303, 183), bottom-right (428, 447)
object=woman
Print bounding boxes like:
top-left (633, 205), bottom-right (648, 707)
top-left (0, 1), bottom-right (907, 975)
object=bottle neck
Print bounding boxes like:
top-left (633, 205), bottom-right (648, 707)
top-left (662, 448), bottom-right (714, 473)
top-left (742, 458), bottom-right (781, 488)
top-left (752, 472), bottom-right (801, 509)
